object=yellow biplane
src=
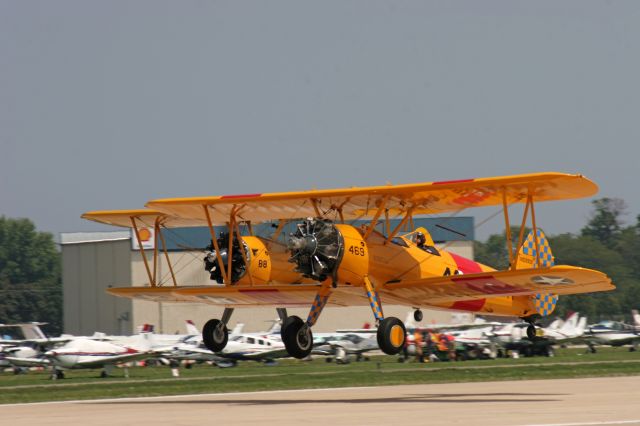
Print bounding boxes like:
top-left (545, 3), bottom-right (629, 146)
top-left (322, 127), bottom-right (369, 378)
top-left (82, 172), bottom-right (614, 359)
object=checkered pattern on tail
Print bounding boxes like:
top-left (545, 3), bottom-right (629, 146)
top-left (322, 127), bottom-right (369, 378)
top-left (518, 229), bottom-right (558, 316)
top-left (520, 229), bottom-right (554, 268)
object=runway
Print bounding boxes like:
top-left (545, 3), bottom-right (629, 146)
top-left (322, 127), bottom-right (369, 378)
top-left (1, 376), bottom-right (639, 426)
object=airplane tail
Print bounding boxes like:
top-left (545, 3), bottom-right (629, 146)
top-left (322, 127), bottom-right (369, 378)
top-left (559, 312), bottom-right (579, 334)
top-left (230, 323), bottom-right (244, 335)
top-left (515, 229), bottom-right (558, 317)
top-left (185, 320), bottom-right (199, 336)
top-left (576, 316), bottom-right (587, 335)
top-left (632, 310), bottom-right (640, 328)
top-left (265, 319), bottom-right (281, 335)
top-left (19, 323), bottom-right (47, 340)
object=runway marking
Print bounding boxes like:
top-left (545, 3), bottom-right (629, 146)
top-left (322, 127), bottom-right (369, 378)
top-left (518, 421), bottom-right (640, 426)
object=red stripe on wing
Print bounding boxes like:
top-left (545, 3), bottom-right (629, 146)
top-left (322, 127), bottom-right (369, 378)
top-left (450, 299), bottom-right (486, 311)
top-left (433, 179), bottom-right (474, 185)
top-left (221, 193), bottom-right (262, 199)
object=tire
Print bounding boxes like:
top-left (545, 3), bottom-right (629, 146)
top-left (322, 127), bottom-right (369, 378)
top-left (413, 310), bottom-right (423, 322)
top-left (377, 317), bottom-right (406, 355)
top-left (281, 315), bottom-right (313, 359)
top-left (526, 324), bottom-right (536, 340)
top-left (202, 319), bottom-right (229, 352)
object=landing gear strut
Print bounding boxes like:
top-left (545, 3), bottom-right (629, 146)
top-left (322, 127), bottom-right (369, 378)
top-left (202, 308), bottom-right (234, 352)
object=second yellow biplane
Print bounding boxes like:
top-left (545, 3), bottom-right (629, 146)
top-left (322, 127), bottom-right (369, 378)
top-left (83, 172), bottom-right (614, 358)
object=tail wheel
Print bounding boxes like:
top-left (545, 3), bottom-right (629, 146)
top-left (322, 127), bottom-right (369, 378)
top-left (281, 315), bottom-right (313, 359)
top-left (203, 319), bottom-right (229, 352)
top-left (526, 324), bottom-right (536, 340)
top-left (413, 309), bottom-right (423, 322)
top-left (377, 317), bottom-right (406, 355)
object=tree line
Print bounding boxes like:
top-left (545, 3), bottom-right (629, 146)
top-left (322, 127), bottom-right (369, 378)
top-left (0, 217), bottom-right (62, 335)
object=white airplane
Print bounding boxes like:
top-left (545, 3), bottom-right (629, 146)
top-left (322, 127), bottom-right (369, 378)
top-left (168, 322), bottom-right (287, 366)
top-left (313, 332), bottom-right (379, 363)
top-left (540, 312), bottom-right (586, 343)
top-left (584, 313), bottom-right (640, 351)
top-left (6, 336), bottom-right (156, 379)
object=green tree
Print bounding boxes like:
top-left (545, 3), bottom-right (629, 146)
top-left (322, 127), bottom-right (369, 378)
top-left (0, 217), bottom-right (62, 335)
top-left (474, 226), bottom-right (529, 270)
top-left (582, 198), bottom-right (627, 248)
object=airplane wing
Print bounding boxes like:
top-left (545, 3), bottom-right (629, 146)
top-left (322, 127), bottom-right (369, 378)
top-left (378, 265), bottom-right (614, 305)
top-left (108, 172), bottom-right (598, 226)
top-left (107, 284), bottom-right (371, 307)
top-left (108, 265), bottom-right (613, 307)
top-left (71, 351), bottom-right (154, 369)
top-left (5, 356), bottom-right (51, 368)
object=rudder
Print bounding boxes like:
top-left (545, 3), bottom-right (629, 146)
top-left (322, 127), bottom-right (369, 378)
top-left (516, 229), bottom-right (558, 317)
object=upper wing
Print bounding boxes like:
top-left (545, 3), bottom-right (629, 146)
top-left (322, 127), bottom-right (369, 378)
top-left (379, 265), bottom-right (614, 305)
top-left (81, 209), bottom-right (202, 228)
top-left (141, 172), bottom-right (597, 225)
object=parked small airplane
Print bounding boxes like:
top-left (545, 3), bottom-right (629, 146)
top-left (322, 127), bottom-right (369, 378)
top-left (169, 330), bottom-right (287, 366)
top-left (584, 313), bottom-right (640, 351)
top-left (6, 336), bottom-right (155, 379)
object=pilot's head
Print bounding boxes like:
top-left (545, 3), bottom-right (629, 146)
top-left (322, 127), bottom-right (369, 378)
top-left (415, 232), bottom-right (426, 245)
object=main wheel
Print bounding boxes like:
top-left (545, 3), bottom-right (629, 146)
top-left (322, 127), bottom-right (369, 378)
top-left (377, 317), bottom-right (406, 355)
top-left (281, 315), bottom-right (313, 359)
top-left (203, 319), bottom-right (229, 352)
top-left (526, 324), bottom-right (536, 340)
top-left (413, 309), bottom-right (423, 322)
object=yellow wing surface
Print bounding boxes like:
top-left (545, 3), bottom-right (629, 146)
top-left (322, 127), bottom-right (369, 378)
top-left (107, 265), bottom-right (613, 307)
top-left (81, 209), bottom-right (202, 228)
top-left (142, 172), bottom-right (597, 225)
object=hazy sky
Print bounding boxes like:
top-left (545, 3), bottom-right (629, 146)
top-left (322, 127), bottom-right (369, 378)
top-left (2, 1), bottom-right (639, 241)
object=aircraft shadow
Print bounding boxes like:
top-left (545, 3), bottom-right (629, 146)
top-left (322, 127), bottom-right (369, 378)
top-left (95, 392), bottom-right (565, 406)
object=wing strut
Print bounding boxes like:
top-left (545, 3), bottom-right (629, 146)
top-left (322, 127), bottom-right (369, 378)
top-left (508, 192), bottom-right (543, 270)
top-left (130, 216), bottom-right (155, 287)
top-left (203, 205), bottom-right (229, 284)
top-left (156, 220), bottom-right (178, 286)
top-left (363, 196), bottom-right (389, 240)
top-left (385, 205), bottom-right (415, 243)
top-left (502, 189), bottom-right (514, 266)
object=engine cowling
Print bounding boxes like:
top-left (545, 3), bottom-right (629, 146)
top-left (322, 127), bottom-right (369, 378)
top-left (287, 220), bottom-right (369, 285)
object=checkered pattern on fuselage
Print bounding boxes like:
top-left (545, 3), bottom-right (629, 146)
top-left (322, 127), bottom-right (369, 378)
top-left (533, 293), bottom-right (559, 316)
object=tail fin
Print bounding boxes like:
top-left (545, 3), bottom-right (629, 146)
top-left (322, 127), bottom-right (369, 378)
top-left (19, 323), bottom-right (47, 340)
top-left (515, 229), bottom-right (555, 269)
top-left (185, 320), bottom-right (199, 336)
top-left (559, 312), bottom-right (579, 334)
top-left (517, 229), bottom-right (558, 317)
top-left (140, 324), bottom-right (155, 333)
top-left (230, 323), bottom-right (244, 335)
top-left (576, 316), bottom-right (587, 335)
top-left (632, 310), bottom-right (640, 328)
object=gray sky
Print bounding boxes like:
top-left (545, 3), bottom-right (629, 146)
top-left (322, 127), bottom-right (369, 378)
top-left (1, 1), bottom-right (639, 241)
